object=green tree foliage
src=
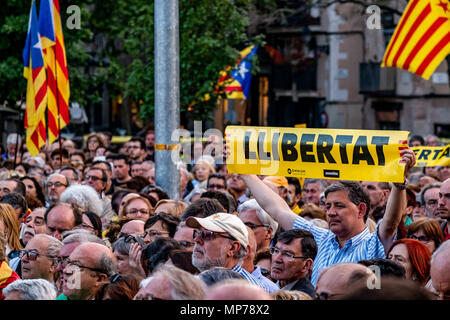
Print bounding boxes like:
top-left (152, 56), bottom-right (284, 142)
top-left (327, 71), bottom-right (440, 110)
top-left (1, 0), bottom-right (260, 123)
top-left (88, 0), bottom-right (256, 122)
top-left (0, 0), bottom-right (93, 109)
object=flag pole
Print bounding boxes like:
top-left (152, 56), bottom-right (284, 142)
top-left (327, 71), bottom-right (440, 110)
top-left (14, 95), bottom-right (25, 169)
top-left (54, 49), bottom-right (63, 168)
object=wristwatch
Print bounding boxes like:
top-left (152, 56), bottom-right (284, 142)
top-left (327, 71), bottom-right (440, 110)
top-left (393, 180), bottom-right (407, 190)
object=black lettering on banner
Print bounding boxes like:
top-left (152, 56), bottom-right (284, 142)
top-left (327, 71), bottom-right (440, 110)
top-left (352, 136), bottom-right (375, 165)
top-left (244, 131), bottom-right (257, 160)
top-left (317, 134), bottom-right (336, 164)
top-left (371, 136), bottom-right (389, 166)
top-left (281, 133), bottom-right (298, 162)
top-left (257, 132), bottom-right (271, 160)
top-left (438, 146), bottom-right (450, 160)
top-left (300, 134), bottom-right (315, 163)
top-left (418, 149), bottom-right (432, 160)
top-left (336, 135), bottom-right (353, 164)
top-left (433, 149), bottom-right (442, 160)
top-left (272, 132), bottom-right (280, 161)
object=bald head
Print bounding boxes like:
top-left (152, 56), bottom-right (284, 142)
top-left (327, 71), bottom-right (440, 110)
top-left (70, 242), bottom-right (116, 278)
top-left (204, 279), bottom-right (273, 300)
top-left (121, 220), bottom-right (145, 236)
top-left (431, 241), bottom-right (450, 300)
top-left (315, 263), bottom-right (374, 299)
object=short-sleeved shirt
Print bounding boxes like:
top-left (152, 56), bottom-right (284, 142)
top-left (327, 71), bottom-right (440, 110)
top-left (292, 216), bottom-right (387, 286)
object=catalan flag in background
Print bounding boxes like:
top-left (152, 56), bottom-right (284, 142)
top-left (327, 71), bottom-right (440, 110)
top-left (23, 0), bottom-right (47, 156)
top-left (218, 45), bottom-right (258, 99)
top-left (382, 0), bottom-right (450, 80)
top-left (39, 0), bottom-right (70, 144)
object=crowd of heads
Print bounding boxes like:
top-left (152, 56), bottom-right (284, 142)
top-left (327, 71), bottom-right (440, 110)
top-left (0, 130), bottom-right (448, 300)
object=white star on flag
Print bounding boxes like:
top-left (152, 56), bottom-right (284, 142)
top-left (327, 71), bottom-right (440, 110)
top-left (238, 63), bottom-right (249, 79)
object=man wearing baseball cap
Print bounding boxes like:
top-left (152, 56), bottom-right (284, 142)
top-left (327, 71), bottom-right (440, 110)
top-left (263, 176), bottom-right (292, 207)
top-left (186, 212), bottom-right (273, 293)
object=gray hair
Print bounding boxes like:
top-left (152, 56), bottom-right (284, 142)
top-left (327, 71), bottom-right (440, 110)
top-left (62, 229), bottom-right (105, 245)
top-left (6, 133), bottom-right (22, 145)
top-left (235, 245), bottom-right (247, 261)
top-left (149, 264), bottom-right (205, 300)
top-left (112, 235), bottom-right (145, 256)
top-left (59, 184), bottom-right (103, 216)
top-left (419, 182), bottom-right (442, 206)
top-left (32, 234), bottom-right (63, 263)
top-left (143, 160), bottom-right (155, 170)
top-left (431, 239), bottom-right (450, 265)
top-left (25, 156), bottom-right (45, 169)
top-left (237, 199), bottom-right (279, 239)
top-left (303, 178), bottom-right (328, 192)
top-left (3, 279), bottom-right (57, 300)
top-left (198, 267), bottom-right (244, 286)
top-left (98, 252), bottom-right (117, 277)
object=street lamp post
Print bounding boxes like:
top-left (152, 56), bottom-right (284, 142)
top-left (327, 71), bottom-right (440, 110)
top-left (154, 0), bottom-right (180, 199)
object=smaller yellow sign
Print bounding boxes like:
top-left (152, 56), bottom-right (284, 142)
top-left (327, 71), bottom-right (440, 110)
top-left (412, 145), bottom-right (450, 167)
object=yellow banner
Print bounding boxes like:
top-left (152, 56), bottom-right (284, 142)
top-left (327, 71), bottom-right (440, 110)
top-left (412, 145), bottom-right (450, 167)
top-left (225, 126), bottom-right (410, 183)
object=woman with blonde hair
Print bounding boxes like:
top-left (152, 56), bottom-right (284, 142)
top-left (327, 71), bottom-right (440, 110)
top-left (153, 199), bottom-right (187, 219)
top-left (192, 159), bottom-right (215, 188)
top-left (272, 289), bottom-right (313, 300)
top-left (0, 204), bottom-right (23, 260)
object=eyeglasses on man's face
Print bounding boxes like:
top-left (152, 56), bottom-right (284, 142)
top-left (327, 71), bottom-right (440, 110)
top-left (85, 175), bottom-right (104, 182)
top-left (193, 229), bottom-right (235, 242)
top-left (46, 181), bottom-right (67, 188)
top-left (244, 222), bottom-right (267, 230)
top-left (270, 246), bottom-right (307, 260)
top-left (19, 250), bottom-right (54, 261)
top-left (65, 259), bottom-right (107, 275)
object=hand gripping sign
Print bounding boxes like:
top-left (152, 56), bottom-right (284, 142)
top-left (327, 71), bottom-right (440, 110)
top-left (225, 126), bottom-right (409, 183)
top-left (412, 145), bottom-right (450, 167)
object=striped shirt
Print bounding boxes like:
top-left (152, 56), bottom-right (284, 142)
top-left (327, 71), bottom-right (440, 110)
top-left (232, 264), bottom-right (273, 293)
top-left (251, 266), bottom-right (280, 294)
top-left (292, 216), bottom-right (387, 286)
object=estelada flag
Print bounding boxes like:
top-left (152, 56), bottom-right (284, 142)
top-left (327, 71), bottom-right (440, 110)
top-left (38, 0), bottom-right (70, 145)
top-left (218, 45), bottom-right (258, 99)
top-left (381, 0), bottom-right (450, 80)
top-left (23, 0), bottom-right (48, 156)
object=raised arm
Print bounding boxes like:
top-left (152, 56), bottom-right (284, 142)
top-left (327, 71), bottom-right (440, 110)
top-left (378, 148), bottom-right (416, 251)
top-left (240, 174), bottom-right (298, 230)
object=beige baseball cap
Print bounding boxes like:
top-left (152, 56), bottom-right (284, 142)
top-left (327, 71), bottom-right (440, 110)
top-left (186, 213), bottom-right (249, 249)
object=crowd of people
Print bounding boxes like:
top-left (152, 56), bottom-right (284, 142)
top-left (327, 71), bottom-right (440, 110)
top-left (0, 129), bottom-right (448, 301)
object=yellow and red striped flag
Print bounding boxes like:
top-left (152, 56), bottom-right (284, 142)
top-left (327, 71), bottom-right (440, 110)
top-left (23, 0), bottom-right (48, 156)
top-left (382, 0), bottom-right (450, 80)
top-left (39, 0), bottom-right (70, 144)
